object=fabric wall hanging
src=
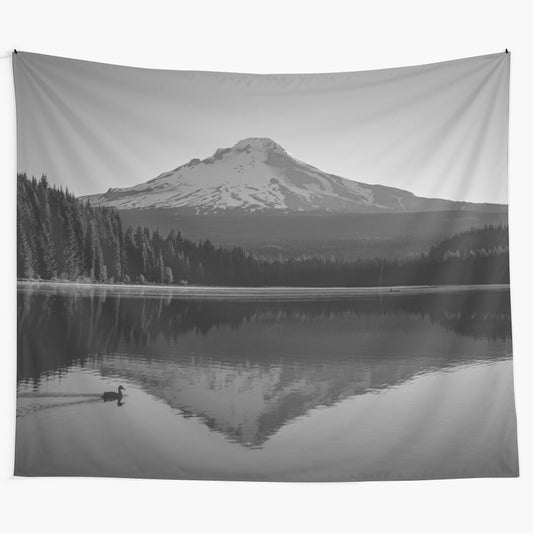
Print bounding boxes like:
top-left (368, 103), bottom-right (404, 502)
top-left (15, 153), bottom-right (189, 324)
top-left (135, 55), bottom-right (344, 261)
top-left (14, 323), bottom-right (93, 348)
top-left (14, 51), bottom-right (518, 481)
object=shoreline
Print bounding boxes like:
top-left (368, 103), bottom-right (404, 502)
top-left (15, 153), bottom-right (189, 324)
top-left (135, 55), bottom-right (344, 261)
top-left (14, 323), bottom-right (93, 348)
top-left (16, 279), bottom-right (511, 300)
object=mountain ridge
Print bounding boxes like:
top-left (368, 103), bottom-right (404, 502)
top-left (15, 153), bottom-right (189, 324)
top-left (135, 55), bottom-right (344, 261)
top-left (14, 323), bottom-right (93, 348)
top-left (82, 138), bottom-right (504, 214)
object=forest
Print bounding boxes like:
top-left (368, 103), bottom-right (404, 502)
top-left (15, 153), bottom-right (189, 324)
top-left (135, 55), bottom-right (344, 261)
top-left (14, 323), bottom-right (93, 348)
top-left (17, 174), bottom-right (510, 287)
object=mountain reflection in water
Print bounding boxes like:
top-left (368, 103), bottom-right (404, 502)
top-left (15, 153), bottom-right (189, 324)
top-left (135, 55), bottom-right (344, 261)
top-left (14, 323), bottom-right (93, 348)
top-left (17, 285), bottom-right (512, 449)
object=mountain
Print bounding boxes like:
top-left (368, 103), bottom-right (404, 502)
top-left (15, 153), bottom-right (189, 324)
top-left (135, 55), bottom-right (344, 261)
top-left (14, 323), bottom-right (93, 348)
top-left (82, 138), bottom-right (499, 214)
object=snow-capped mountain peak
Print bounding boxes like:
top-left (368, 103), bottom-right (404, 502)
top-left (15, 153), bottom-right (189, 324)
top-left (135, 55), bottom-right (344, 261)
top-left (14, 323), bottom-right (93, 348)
top-left (81, 138), bottom-right (470, 213)
top-left (231, 137), bottom-right (287, 155)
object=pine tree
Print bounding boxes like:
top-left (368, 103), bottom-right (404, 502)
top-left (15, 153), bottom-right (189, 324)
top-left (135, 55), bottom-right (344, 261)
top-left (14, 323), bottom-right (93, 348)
top-left (156, 249), bottom-right (165, 283)
top-left (84, 220), bottom-right (97, 279)
top-left (35, 177), bottom-right (57, 278)
top-left (64, 210), bottom-right (80, 279)
top-left (163, 266), bottom-right (173, 285)
top-left (112, 237), bottom-right (122, 281)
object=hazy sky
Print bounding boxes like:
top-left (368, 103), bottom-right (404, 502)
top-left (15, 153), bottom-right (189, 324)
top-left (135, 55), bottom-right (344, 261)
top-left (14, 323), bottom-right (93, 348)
top-left (14, 51), bottom-right (509, 203)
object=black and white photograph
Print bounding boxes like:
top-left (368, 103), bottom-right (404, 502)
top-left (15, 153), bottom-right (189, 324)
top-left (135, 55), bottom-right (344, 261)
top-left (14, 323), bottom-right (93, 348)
top-left (4, 1), bottom-right (533, 532)
top-left (13, 50), bottom-right (518, 482)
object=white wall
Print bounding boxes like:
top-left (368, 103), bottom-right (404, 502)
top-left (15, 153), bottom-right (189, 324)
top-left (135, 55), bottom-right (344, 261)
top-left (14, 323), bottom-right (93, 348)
top-left (1, 1), bottom-right (531, 531)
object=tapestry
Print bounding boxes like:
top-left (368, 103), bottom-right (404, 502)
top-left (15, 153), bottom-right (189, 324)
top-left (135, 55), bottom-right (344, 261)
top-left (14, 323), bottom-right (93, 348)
top-left (14, 51), bottom-right (518, 481)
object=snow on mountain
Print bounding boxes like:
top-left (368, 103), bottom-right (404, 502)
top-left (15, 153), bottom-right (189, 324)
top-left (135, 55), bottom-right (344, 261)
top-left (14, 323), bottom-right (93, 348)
top-left (81, 138), bottom-right (472, 213)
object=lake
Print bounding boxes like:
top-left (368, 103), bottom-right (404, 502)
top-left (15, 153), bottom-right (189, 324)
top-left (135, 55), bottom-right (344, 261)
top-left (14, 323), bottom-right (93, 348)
top-left (16, 283), bottom-right (518, 481)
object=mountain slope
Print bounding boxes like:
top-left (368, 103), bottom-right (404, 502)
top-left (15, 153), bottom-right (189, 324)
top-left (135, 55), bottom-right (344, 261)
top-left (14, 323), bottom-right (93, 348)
top-left (82, 138), bottom-right (497, 213)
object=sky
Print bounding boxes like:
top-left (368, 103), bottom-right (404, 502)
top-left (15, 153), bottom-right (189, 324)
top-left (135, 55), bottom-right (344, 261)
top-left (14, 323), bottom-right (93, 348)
top-left (14, 51), bottom-right (509, 203)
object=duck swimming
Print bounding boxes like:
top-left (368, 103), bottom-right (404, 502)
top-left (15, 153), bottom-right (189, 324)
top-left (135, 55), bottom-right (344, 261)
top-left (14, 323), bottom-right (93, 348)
top-left (101, 385), bottom-right (126, 402)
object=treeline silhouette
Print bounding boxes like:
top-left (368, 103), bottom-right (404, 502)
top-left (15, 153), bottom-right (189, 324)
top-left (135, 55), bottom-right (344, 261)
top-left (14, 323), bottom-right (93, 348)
top-left (17, 174), bottom-right (510, 287)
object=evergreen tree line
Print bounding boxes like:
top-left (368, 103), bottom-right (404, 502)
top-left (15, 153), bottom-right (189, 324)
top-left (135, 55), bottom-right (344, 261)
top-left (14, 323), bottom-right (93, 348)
top-left (17, 174), bottom-right (510, 287)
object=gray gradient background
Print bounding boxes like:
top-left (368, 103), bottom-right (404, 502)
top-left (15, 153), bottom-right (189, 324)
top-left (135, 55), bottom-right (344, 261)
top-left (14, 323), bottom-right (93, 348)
top-left (13, 51), bottom-right (509, 203)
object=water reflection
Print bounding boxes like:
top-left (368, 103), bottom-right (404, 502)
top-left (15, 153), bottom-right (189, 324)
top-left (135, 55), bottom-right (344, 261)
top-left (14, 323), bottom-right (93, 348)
top-left (17, 284), bottom-right (512, 449)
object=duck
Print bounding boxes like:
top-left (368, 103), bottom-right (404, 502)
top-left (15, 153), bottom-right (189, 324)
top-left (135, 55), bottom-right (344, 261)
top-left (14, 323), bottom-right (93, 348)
top-left (101, 385), bottom-right (126, 402)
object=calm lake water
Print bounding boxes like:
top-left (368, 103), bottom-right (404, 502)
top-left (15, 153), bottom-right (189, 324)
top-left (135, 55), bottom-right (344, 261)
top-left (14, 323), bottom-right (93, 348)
top-left (16, 283), bottom-right (518, 481)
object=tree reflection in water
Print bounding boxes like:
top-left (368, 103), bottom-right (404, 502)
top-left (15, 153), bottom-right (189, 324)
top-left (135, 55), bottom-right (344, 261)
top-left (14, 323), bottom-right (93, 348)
top-left (17, 285), bottom-right (512, 447)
